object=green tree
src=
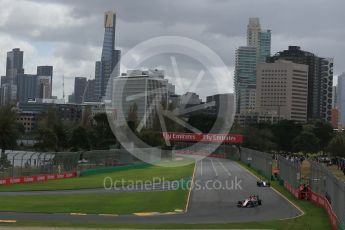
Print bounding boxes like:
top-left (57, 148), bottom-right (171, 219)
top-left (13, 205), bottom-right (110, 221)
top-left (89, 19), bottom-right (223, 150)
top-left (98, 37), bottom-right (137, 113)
top-left (34, 128), bottom-right (58, 151)
top-left (139, 129), bottom-right (164, 147)
top-left (90, 113), bottom-right (116, 149)
top-left (0, 106), bottom-right (22, 167)
top-left (243, 127), bottom-right (276, 152)
top-left (35, 107), bottom-right (68, 151)
top-left (292, 131), bottom-right (320, 155)
top-left (312, 121), bottom-right (334, 151)
top-left (272, 120), bottom-right (303, 153)
top-left (69, 126), bottom-right (90, 151)
top-left (187, 114), bottom-right (217, 133)
top-left (53, 124), bottom-right (68, 151)
top-left (327, 133), bottom-right (345, 157)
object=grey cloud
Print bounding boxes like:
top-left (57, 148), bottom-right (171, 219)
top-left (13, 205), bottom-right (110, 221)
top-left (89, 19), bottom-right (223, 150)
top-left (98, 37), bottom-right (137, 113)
top-left (0, 0), bottom-right (344, 98)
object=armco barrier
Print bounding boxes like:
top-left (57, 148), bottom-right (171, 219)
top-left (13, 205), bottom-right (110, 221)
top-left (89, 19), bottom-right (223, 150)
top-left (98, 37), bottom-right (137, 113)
top-left (0, 171), bottom-right (77, 186)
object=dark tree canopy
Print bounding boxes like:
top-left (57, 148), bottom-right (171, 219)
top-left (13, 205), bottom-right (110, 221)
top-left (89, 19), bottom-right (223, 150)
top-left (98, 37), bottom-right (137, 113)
top-left (0, 106), bottom-right (22, 167)
top-left (243, 127), bottom-right (276, 152)
top-left (327, 133), bottom-right (345, 157)
top-left (272, 120), bottom-right (303, 153)
top-left (292, 131), bottom-right (320, 154)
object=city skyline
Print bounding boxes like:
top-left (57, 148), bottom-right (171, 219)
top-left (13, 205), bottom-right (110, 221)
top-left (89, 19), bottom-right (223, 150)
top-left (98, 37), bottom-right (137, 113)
top-left (0, 0), bottom-right (344, 100)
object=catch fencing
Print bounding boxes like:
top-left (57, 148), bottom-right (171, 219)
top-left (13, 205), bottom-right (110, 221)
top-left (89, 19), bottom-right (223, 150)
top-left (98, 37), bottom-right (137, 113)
top-left (309, 160), bottom-right (345, 229)
top-left (0, 149), bottom-right (141, 178)
top-left (240, 147), bottom-right (272, 179)
top-left (277, 155), bottom-right (301, 190)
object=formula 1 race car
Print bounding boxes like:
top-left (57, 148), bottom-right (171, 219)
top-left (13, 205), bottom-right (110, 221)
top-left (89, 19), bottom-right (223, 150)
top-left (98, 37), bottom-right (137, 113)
top-left (237, 195), bottom-right (262, 208)
top-left (257, 180), bottom-right (271, 187)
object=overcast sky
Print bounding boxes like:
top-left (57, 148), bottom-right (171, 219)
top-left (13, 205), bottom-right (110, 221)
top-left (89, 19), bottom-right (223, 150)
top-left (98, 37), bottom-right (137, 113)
top-left (0, 0), bottom-right (344, 99)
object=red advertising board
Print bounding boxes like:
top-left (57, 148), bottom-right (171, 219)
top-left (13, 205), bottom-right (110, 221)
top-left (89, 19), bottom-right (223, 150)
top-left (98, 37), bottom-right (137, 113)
top-left (0, 171), bottom-right (77, 186)
top-left (162, 132), bottom-right (243, 143)
top-left (284, 181), bottom-right (338, 230)
top-left (309, 190), bottom-right (338, 230)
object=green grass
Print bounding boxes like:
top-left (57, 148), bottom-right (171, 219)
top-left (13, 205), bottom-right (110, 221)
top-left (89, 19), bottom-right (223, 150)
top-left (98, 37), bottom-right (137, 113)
top-left (0, 159), bottom-right (195, 192)
top-left (0, 189), bottom-right (187, 214)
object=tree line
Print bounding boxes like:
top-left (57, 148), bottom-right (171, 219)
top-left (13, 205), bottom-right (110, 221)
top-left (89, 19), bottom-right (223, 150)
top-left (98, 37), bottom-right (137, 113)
top-left (232, 119), bottom-right (345, 157)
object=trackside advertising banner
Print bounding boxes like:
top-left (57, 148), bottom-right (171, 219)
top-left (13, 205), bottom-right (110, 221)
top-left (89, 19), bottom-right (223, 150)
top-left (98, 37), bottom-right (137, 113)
top-left (310, 191), bottom-right (338, 230)
top-left (0, 171), bottom-right (77, 186)
top-left (284, 181), bottom-right (339, 230)
top-left (162, 132), bottom-right (243, 143)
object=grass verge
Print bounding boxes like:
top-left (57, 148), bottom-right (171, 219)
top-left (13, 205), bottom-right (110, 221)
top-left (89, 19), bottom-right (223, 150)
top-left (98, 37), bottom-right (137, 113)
top-left (0, 189), bottom-right (188, 214)
top-left (0, 159), bottom-right (194, 192)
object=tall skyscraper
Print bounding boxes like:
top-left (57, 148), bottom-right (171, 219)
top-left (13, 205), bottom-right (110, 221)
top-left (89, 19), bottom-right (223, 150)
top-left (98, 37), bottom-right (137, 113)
top-left (37, 66), bottom-right (53, 77)
top-left (17, 74), bottom-right (37, 102)
top-left (0, 76), bottom-right (5, 85)
top-left (268, 46), bottom-right (333, 122)
top-left (247, 18), bottom-right (261, 47)
top-left (259, 30), bottom-right (271, 63)
top-left (0, 48), bottom-right (24, 105)
top-left (95, 11), bottom-right (121, 101)
top-left (6, 48), bottom-right (24, 84)
top-left (36, 75), bottom-right (52, 99)
top-left (0, 84), bottom-right (16, 106)
top-left (37, 66), bottom-right (53, 92)
top-left (337, 73), bottom-right (345, 127)
top-left (84, 79), bottom-right (97, 102)
top-left (256, 60), bottom-right (309, 122)
top-left (74, 77), bottom-right (87, 104)
top-left (234, 18), bottom-right (271, 113)
top-left (234, 46), bottom-right (257, 113)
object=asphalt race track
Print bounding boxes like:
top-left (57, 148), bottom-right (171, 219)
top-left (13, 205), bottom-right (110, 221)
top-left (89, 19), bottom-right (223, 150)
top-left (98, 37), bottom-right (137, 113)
top-left (0, 158), bottom-right (302, 224)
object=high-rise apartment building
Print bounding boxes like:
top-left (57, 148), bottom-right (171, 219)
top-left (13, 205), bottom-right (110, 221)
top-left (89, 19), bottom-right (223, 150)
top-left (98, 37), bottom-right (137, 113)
top-left (337, 73), bottom-right (345, 127)
top-left (256, 60), bottom-right (309, 122)
top-left (95, 11), bottom-right (121, 101)
top-left (332, 86), bottom-right (337, 109)
top-left (234, 18), bottom-right (271, 113)
top-left (268, 46), bottom-right (333, 122)
top-left (111, 69), bottom-right (169, 128)
top-left (234, 46), bottom-right (257, 113)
